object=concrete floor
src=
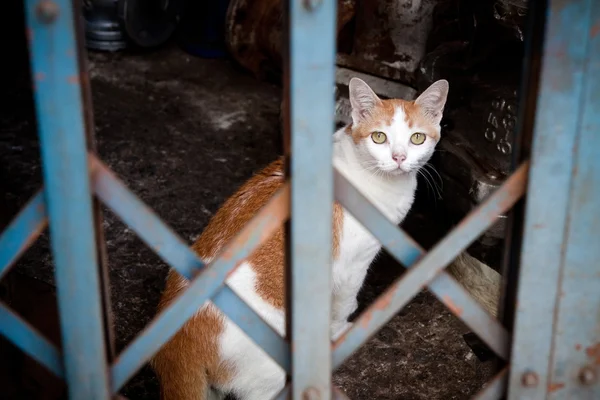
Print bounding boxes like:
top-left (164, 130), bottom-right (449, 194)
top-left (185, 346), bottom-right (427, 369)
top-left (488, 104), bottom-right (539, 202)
top-left (0, 45), bottom-right (494, 399)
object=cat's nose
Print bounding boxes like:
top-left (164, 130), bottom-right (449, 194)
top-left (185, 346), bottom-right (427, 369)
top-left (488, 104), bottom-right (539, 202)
top-left (392, 153), bottom-right (406, 164)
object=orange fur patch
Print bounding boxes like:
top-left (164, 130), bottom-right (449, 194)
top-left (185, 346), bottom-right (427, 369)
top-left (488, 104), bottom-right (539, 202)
top-left (350, 99), bottom-right (440, 143)
top-left (151, 158), bottom-right (344, 398)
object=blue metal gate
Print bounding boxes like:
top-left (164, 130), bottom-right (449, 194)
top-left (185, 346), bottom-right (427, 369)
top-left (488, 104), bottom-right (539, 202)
top-left (0, 0), bottom-right (598, 398)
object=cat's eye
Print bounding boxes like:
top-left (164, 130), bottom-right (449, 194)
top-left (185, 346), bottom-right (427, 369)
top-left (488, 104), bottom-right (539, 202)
top-left (410, 132), bottom-right (426, 145)
top-left (371, 131), bottom-right (387, 144)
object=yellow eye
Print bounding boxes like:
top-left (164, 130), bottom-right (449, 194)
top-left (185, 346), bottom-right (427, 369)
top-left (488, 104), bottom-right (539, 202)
top-left (410, 132), bottom-right (426, 145)
top-left (371, 131), bottom-right (387, 144)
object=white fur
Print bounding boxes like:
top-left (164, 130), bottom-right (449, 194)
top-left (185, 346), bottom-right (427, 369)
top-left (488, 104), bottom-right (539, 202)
top-left (192, 79), bottom-right (448, 400)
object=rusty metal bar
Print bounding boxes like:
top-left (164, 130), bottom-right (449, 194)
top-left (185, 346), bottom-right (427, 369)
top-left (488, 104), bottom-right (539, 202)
top-left (110, 183), bottom-right (290, 392)
top-left (285, 0), bottom-right (337, 398)
top-left (507, 0), bottom-right (600, 398)
top-left (24, 0), bottom-right (110, 396)
top-left (472, 368), bottom-right (508, 400)
top-left (332, 162), bottom-right (528, 368)
top-left (545, 1), bottom-right (600, 396)
top-left (0, 190), bottom-right (47, 281)
top-left (0, 301), bottom-right (64, 379)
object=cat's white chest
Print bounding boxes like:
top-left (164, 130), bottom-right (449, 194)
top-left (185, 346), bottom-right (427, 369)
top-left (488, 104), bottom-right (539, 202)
top-left (331, 174), bottom-right (416, 326)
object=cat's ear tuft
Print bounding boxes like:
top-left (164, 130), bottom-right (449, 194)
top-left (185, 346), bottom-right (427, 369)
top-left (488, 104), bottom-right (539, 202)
top-left (349, 78), bottom-right (381, 124)
top-left (415, 79), bottom-right (449, 125)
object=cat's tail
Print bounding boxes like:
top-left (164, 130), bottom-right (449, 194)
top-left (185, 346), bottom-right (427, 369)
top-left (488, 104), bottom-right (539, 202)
top-left (447, 252), bottom-right (501, 317)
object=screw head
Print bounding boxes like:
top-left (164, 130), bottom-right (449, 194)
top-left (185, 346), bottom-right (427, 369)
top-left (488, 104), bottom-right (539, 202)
top-left (303, 0), bottom-right (323, 11)
top-left (579, 366), bottom-right (596, 385)
top-left (522, 371), bottom-right (539, 387)
top-left (36, 0), bottom-right (59, 23)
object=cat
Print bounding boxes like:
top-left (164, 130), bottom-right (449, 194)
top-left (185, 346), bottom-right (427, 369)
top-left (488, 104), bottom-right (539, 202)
top-left (150, 77), bottom-right (451, 400)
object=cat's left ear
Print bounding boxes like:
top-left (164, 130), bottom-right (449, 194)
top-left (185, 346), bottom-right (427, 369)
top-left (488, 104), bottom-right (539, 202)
top-left (349, 77), bottom-right (382, 125)
top-left (414, 79), bottom-right (449, 125)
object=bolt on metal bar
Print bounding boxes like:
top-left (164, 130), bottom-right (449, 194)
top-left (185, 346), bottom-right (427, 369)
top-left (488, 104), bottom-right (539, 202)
top-left (285, 0), bottom-right (337, 398)
top-left (507, 0), bottom-right (598, 398)
top-left (0, 190), bottom-right (47, 280)
top-left (332, 162), bottom-right (528, 367)
top-left (111, 183), bottom-right (290, 393)
top-left (23, 0), bottom-right (110, 397)
top-left (0, 302), bottom-right (64, 378)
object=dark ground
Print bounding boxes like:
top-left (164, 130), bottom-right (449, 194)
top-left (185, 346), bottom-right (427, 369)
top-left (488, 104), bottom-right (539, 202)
top-left (0, 44), bottom-right (495, 399)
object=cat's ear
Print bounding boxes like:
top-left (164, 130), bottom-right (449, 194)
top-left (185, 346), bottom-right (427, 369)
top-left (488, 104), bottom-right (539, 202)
top-left (414, 79), bottom-right (449, 125)
top-left (349, 78), bottom-right (381, 124)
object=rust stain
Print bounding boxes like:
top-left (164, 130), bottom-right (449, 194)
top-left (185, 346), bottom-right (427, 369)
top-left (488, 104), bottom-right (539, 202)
top-left (357, 288), bottom-right (394, 329)
top-left (591, 22), bottom-right (600, 38)
top-left (67, 75), bottom-right (79, 84)
top-left (360, 310), bottom-right (373, 328)
top-left (548, 382), bottom-right (565, 392)
top-left (585, 342), bottom-right (600, 364)
top-left (35, 72), bottom-right (45, 81)
top-left (26, 28), bottom-right (33, 42)
top-left (532, 223), bottom-right (545, 229)
top-left (374, 288), bottom-right (394, 310)
top-left (443, 295), bottom-right (463, 316)
top-left (576, 344), bottom-right (582, 351)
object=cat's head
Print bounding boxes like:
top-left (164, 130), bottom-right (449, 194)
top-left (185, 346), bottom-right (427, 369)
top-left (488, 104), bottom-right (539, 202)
top-left (345, 78), bottom-right (449, 177)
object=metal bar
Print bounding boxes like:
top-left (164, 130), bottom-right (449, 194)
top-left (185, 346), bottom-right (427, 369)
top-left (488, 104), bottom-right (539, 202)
top-left (472, 368), bottom-right (508, 400)
top-left (0, 190), bottom-right (47, 280)
top-left (212, 285), bottom-right (290, 373)
top-left (287, 0), bottom-right (337, 398)
top-left (0, 302), bottom-right (64, 379)
top-left (24, 0), bottom-right (110, 397)
top-left (90, 155), bottom-right (204, 280)
top-left (111, 184), bottom-right (290, 392)
top-left (507, 0), bottom-right (596, 398)
top-left (546, 2), bottom-right (600, 397)
top-left (332, 163), bottom-right (528, 367)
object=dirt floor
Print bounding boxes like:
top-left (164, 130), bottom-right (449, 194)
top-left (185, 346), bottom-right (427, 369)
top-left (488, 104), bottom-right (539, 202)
top-left (0, 44), bottom-right (495, 399)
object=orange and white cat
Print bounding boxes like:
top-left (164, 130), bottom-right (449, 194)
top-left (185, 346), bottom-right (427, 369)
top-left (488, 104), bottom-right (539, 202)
top-left (151, 78), bottom-right (450, 400)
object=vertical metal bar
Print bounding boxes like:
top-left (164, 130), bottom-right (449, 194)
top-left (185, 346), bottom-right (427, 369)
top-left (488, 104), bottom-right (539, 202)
top-left (24, 0), bottom-right (110, 398)
top-left (547, 2), bottom-right (600, 397)
top-left (507, 0), bottom-right (595, 398)
top-left (71, 0), bottom-right (116, 362)
top-left (286, 0), bottom-right (337, 398)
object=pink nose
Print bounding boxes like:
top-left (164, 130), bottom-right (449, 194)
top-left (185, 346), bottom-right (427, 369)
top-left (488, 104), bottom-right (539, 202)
top-left (392, 153), bottom-right (406, 164)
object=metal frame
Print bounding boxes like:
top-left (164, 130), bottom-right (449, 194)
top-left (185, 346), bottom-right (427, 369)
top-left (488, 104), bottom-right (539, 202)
top-left (0, 0), bottom-right (598, 399)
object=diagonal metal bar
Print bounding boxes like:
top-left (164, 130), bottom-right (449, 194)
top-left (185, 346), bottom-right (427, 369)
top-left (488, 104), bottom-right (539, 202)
top-left (90, 155), bottom-right (290, 375)
top-left (111, 183), bottom-right (290, 393)
top-left (473, 367), bottom-right (508, 400)
top-left (332, 162), bottom-right (528, 367)
top-left (212, 285), bottom-right (290, 372)
top-left (89, 155), bottom-right (203, 280)
top-left (0, 301), bottom-right (64, 378)
top-left (0, 190), bottom-right (47, 281)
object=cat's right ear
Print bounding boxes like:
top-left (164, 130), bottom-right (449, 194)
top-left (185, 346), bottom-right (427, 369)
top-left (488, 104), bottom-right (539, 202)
top-left (349, 78), bottom-right (381, 125)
